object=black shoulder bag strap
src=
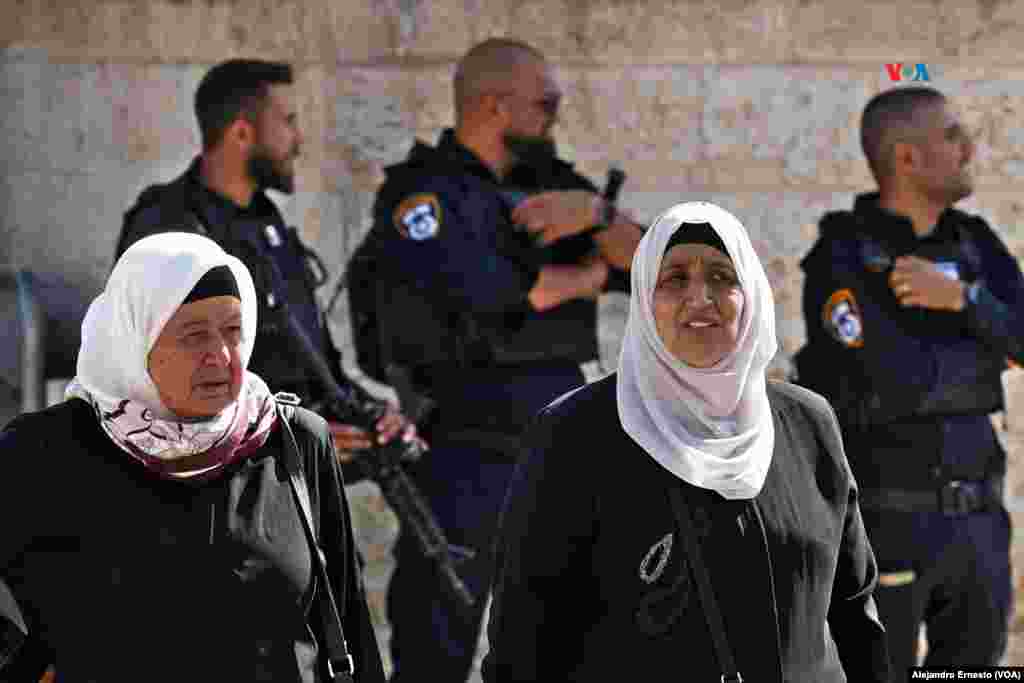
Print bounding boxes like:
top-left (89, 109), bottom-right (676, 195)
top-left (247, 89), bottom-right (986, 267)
top-left (275, 399), bottom-right (356, 682)
top-left (666, 485), bottom-right (743, 683)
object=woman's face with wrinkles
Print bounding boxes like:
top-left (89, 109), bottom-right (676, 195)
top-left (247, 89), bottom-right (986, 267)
top-left (148, 295), bottom-right (245, 418)
top-left (653, 243), bottom-right (744, 368)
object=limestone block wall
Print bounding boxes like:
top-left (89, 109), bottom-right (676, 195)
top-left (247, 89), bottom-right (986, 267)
top-left (4, 0), bottom-right (1024, 676)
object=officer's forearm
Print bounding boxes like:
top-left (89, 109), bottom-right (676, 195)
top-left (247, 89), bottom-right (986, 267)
top-left (592, 207), bottom-right (642, 271)
top-left (528, 263), bottom-right (603, 312)
top-left (965, 282), bottom-right (1024, 364)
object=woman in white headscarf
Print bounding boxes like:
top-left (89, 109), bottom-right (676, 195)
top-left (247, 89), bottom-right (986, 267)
top-left (483, 202), bottom-right (889, 682)
top-left (0, 233), bottom-right (385, 682)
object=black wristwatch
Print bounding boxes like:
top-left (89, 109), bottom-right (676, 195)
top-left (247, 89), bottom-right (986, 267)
top-left (600, 198), bottom-right (617, 228)
top-left (583, 167), bottom-right (626, 238)
top-left (966, 280), bottom-right (982, 305)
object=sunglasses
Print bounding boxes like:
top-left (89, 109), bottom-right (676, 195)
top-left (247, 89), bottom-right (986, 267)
top-left (493, 92), bottom-right (561, 117)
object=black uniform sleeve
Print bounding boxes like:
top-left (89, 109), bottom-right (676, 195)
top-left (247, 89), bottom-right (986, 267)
top-left (374, 178), bottom-right (539, 316)
top-left (963, 219), bottom-right (1024, 364)
top-left (482, 407), bottom-right (596, 682)
top-left (314, 417), bottom-right (387, 682)
top-left (114, 192), bottom-right (206, 262)
top-left (802, 238), bottom-right (1003, 425)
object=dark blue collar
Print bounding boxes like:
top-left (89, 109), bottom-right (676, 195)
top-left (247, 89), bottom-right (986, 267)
top-left (852, 191), bottom-right (960, 251)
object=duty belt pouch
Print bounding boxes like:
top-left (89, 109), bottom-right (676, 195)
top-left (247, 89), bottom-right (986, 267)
top-left (276, 399), bottom-right (356, 682)
top-left (667, 486), bottom-right (744, 683)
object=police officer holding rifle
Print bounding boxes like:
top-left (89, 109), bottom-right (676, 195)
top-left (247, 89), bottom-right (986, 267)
top-left (115, 59), bottom-right (423, 472)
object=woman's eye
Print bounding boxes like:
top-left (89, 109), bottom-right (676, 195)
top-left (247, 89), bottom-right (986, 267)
top-left (711, 271), bottom-right (737, 285)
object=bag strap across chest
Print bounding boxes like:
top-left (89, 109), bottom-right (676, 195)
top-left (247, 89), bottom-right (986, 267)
top-left (275, 398), bottom-right (356, 682)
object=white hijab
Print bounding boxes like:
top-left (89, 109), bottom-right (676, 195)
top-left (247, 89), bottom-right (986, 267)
top-left (66, 232), bottom-right (275, 476)
top-left (616, 201), bottom-right (778, 499)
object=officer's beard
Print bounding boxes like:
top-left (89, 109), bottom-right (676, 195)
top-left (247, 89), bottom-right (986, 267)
top-left (950, 171), bottom-right (974, 203)
top-left (928, 172), bottom-right (972, 206)
top-left (503, 133), bottom-right (557, 170)
top-left (950, 183), bottom-right (972, 204)
top-left (248, 145), bottom-right (296, 195)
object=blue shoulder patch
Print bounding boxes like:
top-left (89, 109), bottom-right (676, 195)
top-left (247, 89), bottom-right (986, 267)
top-left (393, 193), bottom-right (442, 241)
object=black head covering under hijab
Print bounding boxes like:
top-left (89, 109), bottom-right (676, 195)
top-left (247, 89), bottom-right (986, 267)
top-left (182, 265), bottom-right (240, 304)
top-left (664, 221), bottom-right (731, 261)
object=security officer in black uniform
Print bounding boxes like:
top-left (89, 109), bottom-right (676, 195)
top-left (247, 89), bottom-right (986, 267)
top-left (796, 86), bottom-right (1021, 678)
top-left (114, 59), bottom-right (419, 465)
top-left (356, 38), bottom-right (643, 682)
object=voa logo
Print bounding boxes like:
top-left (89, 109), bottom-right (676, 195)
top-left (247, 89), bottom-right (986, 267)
top-left (885, 63), bottom-right (931, 82)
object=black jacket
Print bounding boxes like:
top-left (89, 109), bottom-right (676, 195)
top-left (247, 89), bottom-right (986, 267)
top-left (797, 193), bottom-right (1023, 491)
top-left (0, 399), bottom-right (385, 682)
top-left (115, 159), bottom-right (351, 410)
top-left (367, 129), bottom-right (626, 376)
top-left (483, 374), bottom-right (889, 682)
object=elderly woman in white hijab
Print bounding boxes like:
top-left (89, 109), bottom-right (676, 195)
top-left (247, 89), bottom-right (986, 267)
top-left (482, 202), bottom-right (889, 682)
top-left (0, 233), bottom-right (385, 682)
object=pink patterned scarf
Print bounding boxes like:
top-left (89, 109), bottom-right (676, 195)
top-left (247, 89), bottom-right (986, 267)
top-left (67, 374), bottom-right (278, 481)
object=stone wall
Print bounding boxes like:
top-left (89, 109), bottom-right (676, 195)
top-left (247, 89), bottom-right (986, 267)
top-left (4, 0), bottom-right (1024, 676)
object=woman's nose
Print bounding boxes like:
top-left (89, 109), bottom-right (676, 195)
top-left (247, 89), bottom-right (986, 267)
top-left (682, 279), bottom-right (712, 306)
top-left (200, 337), bottom-right (232, 366)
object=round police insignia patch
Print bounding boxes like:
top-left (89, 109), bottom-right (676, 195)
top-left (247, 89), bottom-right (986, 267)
top-left (393, 194), bottom-right (442, 241)
top-left (823, 289), bottom-right (864, 348)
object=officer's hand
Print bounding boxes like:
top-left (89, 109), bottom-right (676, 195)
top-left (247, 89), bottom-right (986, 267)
top-left (580, 249), bottom-right (611, 299)
top-left (512, 190), bottom-right (603, 244)
top-left (328, 422), bottom-right (374, 462)
top-left (329, 407), bottom-right (426, 463)
top-left (889, 255), bottom-right (967, 311)
top-left (375, 403), bottom-right (424, 449)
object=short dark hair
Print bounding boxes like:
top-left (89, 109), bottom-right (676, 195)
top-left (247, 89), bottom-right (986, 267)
top-left (860, 86), bottom-right (946, 181)
top-left (194, 59), bottom-right (293, 149)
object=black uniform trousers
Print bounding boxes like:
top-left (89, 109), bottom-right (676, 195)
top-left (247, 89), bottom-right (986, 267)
top-left (386, 363), bottom-right (585, 683)
top-left (863, 505), bottom-right (1011, 679)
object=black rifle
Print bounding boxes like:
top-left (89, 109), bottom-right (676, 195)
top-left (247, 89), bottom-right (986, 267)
top-left (264, 299), bottom-right (477, 611)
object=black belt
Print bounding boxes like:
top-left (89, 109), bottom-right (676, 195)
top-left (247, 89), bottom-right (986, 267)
top-left (860, 478), bottom-right (1003, 515)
